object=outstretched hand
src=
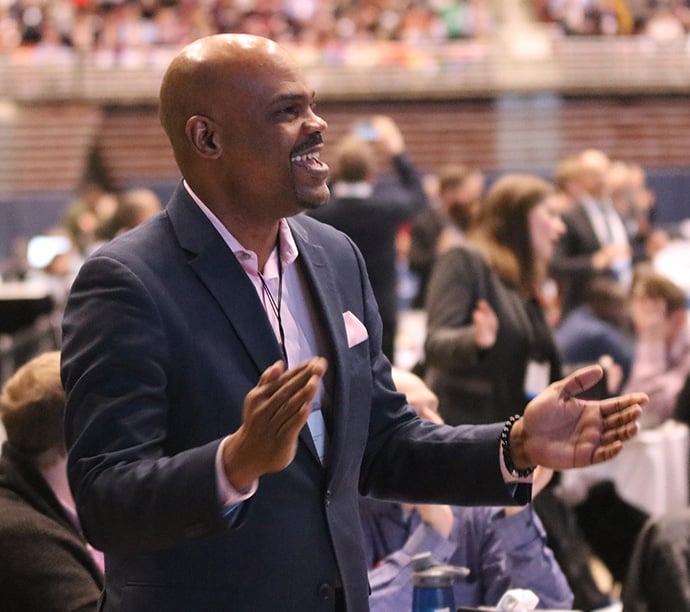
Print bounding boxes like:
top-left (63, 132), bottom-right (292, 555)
top-left (510, 365), bottom-right (647, 471)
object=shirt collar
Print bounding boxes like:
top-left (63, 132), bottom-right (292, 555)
top-left (183, 180), bottom-right (298, 274)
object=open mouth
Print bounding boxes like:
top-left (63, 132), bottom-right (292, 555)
top-left (291, 150), bottom-right (329, 179)
top-left (291, 150), bottom-right (325, 169)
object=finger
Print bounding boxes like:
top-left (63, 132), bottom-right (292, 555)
top-left (268, 358), bottom-right (327, 408)
top-left (268, 364), bottom-right (326, 425)
top-left (256, 358), bottom-right (323, 402)
top-left (591, 440), bottom-right (624, 464)
top-left (275, 357), bottom-right (325, 385)
top-left (258, 360), bottom-right (286, 386)
top-left (599, 393), bottom-right (648, 418)
top-left (602, 405), bottom-right (641, 436)
top-left (274, 400), bottom-right (313, 441)
top-left (559, 364), bottom-right (604, 398)
top-left (600, 419), bottom-right (639, 447)
top-left (272, 374), bottom-right (323, 434)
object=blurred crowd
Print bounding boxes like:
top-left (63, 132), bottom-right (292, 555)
top-left (534, 0), bottom-right (690, 37)
top-left (1, 184), bottom-right (161, 341)
top-left (1, 0), bottom-right (689, 57)
top-left (0, 0), bottom-right (495, 53)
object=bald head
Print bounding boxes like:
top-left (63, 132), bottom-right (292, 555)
top-left (159, 35), bottom-right (288, 159)
top-left (578, 148), bottom-right (611, 199)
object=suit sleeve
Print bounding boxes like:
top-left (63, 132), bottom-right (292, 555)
top-left (424, 247), bottom-right (483, 369)
top-left (62, 254), bottom-right (230, 555)
top-left (338, 238), bottom-right (530, 507)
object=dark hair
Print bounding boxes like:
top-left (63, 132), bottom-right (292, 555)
top-left (437, 163), bottom-right (475, 193)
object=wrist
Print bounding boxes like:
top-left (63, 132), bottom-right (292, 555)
top-left (222, 429), bottom-right (261, 491)
top-left (502, 415), bottom-right (536, 477)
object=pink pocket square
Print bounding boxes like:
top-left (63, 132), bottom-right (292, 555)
top-left (343, 311), bottom-right (368, 348)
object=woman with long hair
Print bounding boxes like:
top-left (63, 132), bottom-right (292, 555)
top-left (423, 173), bottom-right (566, 425)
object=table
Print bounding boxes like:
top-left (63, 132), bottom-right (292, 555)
top-left (0, 280), bottom-right (54, 334)
top-left (559, 420), bottom-right (689, 518)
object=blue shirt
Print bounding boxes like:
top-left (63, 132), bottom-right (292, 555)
top-left (361, 498), bottom-right (573, 610)
top-left (555, 305), bottom-right (634, 384)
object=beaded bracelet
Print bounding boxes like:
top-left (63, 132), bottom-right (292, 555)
top-left (501, 414), bottom-right (536, 478)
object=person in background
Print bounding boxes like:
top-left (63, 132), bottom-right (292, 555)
top-left (0, 351), bottom-right (103, 612)
top-left (423, 173), bottom-right (565, 426)
top-left (549, 149), bottom-right (633, 317)
top-left (60, 34), bottom-right (645, 612)
top-left (422, 173), bottom-right (621, 610)
top-left (308, 115), bottom-right (428, 360)
top-left (364, 468), bottom-right (573, 611)
top-left (96, 187), bottom-right (163, 241)
top-left (62, 182), bottom-right (118, 257)
top-left (568, 270), bottom-right (690, 593)
top-left (553, 154), bottom-right (584, 214)
top-left (365, 368), bottom-right (574, 611)
top-left (555, 276), bottom-right (634, 391)
top-left (622, 268), bottom-right (690, 428)
top-left (408, 163), bottom-right (485, 309)
top-left (607, 160), bottom-right (663, 264)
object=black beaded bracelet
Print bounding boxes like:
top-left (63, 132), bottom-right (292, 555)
top-left (501, 414), bottom-right (536, 478)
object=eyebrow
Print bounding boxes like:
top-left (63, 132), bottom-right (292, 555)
top-left (270, 91), bottom-right (315, 106)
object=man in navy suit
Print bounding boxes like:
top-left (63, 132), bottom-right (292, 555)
top-left (61, 34), bottom-right (646, 612)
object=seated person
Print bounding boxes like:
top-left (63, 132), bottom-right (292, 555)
top-left (622, 269), bottom-right (690, 428)
top-left (555, 276), bottom-right (634, 390)
top-left (362, 467), bottom-right (573, 611)
top-left (567, 270), bottom-right (690, 587)
top-left (0, 351), bottom-right (103, 611)
top-left (369, 369), bottom-right (574, 610)
top-left (623, 507), bottom-right (690, 611)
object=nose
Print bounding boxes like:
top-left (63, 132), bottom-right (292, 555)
top-left (307, 107), bottom-right (327, 133)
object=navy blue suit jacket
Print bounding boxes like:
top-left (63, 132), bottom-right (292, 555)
top-left (61, 183), bottom-right (528, 612)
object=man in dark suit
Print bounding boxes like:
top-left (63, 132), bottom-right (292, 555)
top-left (550, 149), bottom-right (633, 316)
top-left (61, 34), bottom-right (646, 612)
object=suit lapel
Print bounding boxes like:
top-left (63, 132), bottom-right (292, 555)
top-left (289, 218), bottom-right (351, 476)
top-left (166, 184), bottom-right (284, 375)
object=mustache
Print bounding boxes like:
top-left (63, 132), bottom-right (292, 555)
top-left (292, 132), bottom-right (323, 156)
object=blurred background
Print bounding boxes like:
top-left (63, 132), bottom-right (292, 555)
top-left (0, 0), bottom-right (689, 382)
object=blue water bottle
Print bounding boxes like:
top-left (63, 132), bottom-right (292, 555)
top-left (411, 552), bottom-right (470, 612)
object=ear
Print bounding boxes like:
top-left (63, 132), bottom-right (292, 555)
top-left (185, 115), bottom-right (221, 159)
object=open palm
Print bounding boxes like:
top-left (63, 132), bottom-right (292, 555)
top-left (520, 365), bottom-right (647, 470)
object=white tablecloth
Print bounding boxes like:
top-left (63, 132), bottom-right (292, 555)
top-left (559, 420), bottom-right (689, 517)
